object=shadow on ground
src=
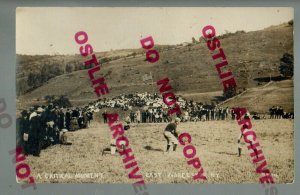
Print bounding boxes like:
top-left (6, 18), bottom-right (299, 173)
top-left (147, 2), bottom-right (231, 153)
top-left (144, 145), bottom-right (164, 152)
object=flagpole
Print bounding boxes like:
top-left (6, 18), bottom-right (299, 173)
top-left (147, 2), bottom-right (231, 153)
top-left (150, 72), bottom-right (154, 95)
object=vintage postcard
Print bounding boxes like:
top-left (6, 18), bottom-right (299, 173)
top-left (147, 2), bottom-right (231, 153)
top-left (16, 7), bottom-right (294, 185)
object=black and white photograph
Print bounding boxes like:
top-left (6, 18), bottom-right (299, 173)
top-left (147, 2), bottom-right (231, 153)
top-left (16, 7), bottom-right (294, 184)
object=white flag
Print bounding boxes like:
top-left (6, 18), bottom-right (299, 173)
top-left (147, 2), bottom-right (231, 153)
top-left (142, 72), bottom-right (152, 82)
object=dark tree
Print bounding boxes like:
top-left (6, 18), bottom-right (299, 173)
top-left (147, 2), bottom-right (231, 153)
top-left (223, 85), bottom-right (237, 99)
top-left (48, 63), bottom-right (64, 78)
top-left (101, 57), bottom-right (111, 64)
top-left (132, 52), bottom-right (137, 57)
top-left (74, 62), bottom-right (82, 71)
top-left (44, 95), bottom-right (56, 103)
top-left (40, 64), bottom-right (49, 83)
top-left (27, 72), bottom-right (42, 88)
top-left (45, 95), bottom-right (72, 108)
top-left (17, 78), bottom-right (28, 95)
top-left (192, 37), bottom-right (197, 44)
top-left (279, 53), bottom-right (293, 78)
top-left (40, 63), bottom-right (64, 82)
top-left (54, 96), bottom-right (72, 108)
top-left (65, 64), bottom-right (73, 73)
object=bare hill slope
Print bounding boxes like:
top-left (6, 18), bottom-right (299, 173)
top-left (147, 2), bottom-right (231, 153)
top-left (17, 22), bottom-right (293, 111)
top-left (220, 80), bottom-right (293, 113)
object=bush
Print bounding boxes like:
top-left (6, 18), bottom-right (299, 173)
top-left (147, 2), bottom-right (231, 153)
top-left (279, 53), bottom-right (293, 78)
top-left (192, 37), bottom-right (197, 44)
top-left (27, 72), bottom-right (42, 89)
top-left (65, 64), bottom-right (73, 73)
top-left (223, 85), bottom-right (237, 99)
top-left (40, 63), bottom-right (64, 82)
top-left (44, 95), bottom-right (72, 108)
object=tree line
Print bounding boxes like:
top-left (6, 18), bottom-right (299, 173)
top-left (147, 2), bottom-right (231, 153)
top-left (17, 60), bottom-right (83, 95)
top-left (17, 51), bottom-right (293, 98)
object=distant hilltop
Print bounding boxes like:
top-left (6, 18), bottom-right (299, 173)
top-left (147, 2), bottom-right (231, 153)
top-left (17, 21), bottom-right (293, 112)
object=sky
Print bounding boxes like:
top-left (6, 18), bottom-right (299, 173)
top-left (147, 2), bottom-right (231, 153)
top-left (16, 7), bottom-right (293, 55)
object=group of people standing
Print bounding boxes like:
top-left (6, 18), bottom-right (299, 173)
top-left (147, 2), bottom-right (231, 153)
top-left (17, 92), bottom-right (293, 159)
top-left (182, 104), bottom-right (231, 122)
top-left (269, 105), bottom-right (294, 119)
top-left (17, 104), bottom-right (93, 157)
top-left (102, 106), bottom-right (234, 125)
top-left (95, 93), bottom-right (294, 124)
top-left (129, 108), bottom-right (169, 123)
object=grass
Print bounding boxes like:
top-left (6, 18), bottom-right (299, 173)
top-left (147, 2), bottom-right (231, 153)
top-left (17, 23), bottom-right (293, 98)
top-left (24, 119), bottom-right (294, 184)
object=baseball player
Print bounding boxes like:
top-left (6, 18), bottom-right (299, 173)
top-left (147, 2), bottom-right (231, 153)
top-left (164, 117), bottom-right (181, 152)
top-left (110, 118), bottom-right (130, 155)
top-left (237, 112), bottom-right (251, 157)
top-left (237, 131), bottom-right (244, 157)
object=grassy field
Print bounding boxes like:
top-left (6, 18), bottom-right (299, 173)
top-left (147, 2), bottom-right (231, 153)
top-left (23, 119), bottom-right (294, 184)
top-left (221, 79), bottom-right (294, 113)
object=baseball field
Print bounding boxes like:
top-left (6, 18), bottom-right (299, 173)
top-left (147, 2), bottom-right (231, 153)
top-left (23, 119), bottom-right (294, 184)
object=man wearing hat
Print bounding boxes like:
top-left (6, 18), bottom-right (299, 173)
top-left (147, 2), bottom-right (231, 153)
top-left (57, 108), bottom-right (65, 130)
top-left (28, 107), bottom-right (44, 156)
top-left (44, 103), bottom-right (58, 144)
top-left (65, 108), bottom-right (71, 130)
top-left (102, 110), bottom-right (107, 123)
top-left (86, 109), bottom-right (93, 127)
top-left (19, 110), bottom-right (30, 155)
top-left (164, 117), bottom-right (180, 153)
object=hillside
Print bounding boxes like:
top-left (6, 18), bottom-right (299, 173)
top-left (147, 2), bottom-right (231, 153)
top-left (17, 22), bottom-right (294, 111)
top-left (220, 80), bottom-right (294, 113)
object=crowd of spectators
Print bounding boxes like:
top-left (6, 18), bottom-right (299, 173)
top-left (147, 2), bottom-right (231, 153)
top-left (17, 104), bottom-right (93, 157)
top-left (17, 93), bottom-right (293, 157)
top-left (87, 92), bottom-right (294, 123)
top-left (269, 105), bottom-right (294, 119)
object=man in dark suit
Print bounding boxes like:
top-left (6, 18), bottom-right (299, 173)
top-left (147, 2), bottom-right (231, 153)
top-left (19, 110), bottom-right (30, 155)
top-left (29, 107), bottom-right (44, 157)
top-left (65, 109), bottom-right (71, 130)
top-left (102, 110), bottom-right (107, 123)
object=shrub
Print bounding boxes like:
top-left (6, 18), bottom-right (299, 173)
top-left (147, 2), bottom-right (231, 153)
top-left (27, 72), bottom-right (42, 88)
top-left (65, 64), bottom-right (73, 73)
top-left (223, 85), bottom-right (237, 99)
top-left (44, 95), bottom-right (72, 108)
top-left (279, 53), bottom-right (293, 78)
